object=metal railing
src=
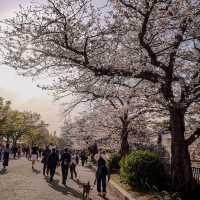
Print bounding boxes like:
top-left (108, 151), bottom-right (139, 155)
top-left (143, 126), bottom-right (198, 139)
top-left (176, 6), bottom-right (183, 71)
top-left (192, 167), bottom-right (200, 184)
top-left (164, 161), bottom-right (200, 184)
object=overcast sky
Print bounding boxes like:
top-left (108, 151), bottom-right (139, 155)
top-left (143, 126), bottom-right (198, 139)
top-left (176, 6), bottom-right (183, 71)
top-left (0, 0), bottom-right (64, 134)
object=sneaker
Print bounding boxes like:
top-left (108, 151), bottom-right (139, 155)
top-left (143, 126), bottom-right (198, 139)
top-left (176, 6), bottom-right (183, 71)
top-left (98, 192), bottom-right (101, 196)
top-left (102, 192), bottom-right (106, 198)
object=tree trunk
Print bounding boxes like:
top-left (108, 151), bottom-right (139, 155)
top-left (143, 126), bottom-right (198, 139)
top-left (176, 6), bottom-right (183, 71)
top-left (120, 120), bottom-right (129, 156)
top-left (170, 105), bottom-right (193, 196)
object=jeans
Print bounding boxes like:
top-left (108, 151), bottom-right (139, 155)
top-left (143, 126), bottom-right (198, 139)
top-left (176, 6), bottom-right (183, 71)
top-left (97, 175), bottom-right (107, 193)
top-left (49, 165), bottom-right (56, 181)
top-left (81, 159), bottom-right (85, 166)
top-left (70, 163), bottom-right (77, 179)
top-left (61, 165), bottom-right (69, 184)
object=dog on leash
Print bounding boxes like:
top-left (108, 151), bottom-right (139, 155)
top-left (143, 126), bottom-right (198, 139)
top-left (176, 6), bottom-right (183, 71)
top-left (82, 181), bottom-right (91, 199)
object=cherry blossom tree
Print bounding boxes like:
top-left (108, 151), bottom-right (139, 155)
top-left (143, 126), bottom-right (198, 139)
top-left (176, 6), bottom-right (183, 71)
top-left (111, 1), bottom-right (200, 195)
top-left (85, 87), bottom-right (161, 155)
top-left (61, 90), bottom-right (159, 155)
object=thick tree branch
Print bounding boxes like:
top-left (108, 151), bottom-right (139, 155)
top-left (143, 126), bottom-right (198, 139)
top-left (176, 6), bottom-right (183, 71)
top-left (186, 128), bottom-right (200, 146)
top-left (109, 99), bottom-right (118, 109)
top-left (135, 70), bottom-right (162, 83)
top-left (138, 0), bottom-right (167, 71)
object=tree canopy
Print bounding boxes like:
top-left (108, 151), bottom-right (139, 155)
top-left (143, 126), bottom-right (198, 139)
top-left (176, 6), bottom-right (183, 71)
top-left (1, 0), bottom-right (200, 196)
top-left (0, 97), bottom-right (53, 146)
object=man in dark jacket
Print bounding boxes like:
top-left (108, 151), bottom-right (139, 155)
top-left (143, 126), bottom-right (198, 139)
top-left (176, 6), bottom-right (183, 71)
top-left (48, 148), bottom-right (59, 182)
top-left (60, 148), bottom-right (71, 185)
top-left (42, 145), bottom-right (51, 176)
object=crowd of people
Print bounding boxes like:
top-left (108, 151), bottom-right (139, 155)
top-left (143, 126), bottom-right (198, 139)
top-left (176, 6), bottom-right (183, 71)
top-left (0, 143), bottom-right (110, 198)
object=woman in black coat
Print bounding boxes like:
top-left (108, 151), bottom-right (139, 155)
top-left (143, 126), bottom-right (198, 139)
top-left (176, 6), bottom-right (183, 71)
top-left (3, 144), bottom-right (10, 169)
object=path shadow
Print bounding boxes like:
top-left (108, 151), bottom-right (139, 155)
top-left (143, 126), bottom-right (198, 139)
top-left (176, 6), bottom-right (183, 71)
top-left (44, 176), bottom-right (82, 199)
top-left (72, 178), bottom-right (83, 186)
top-left (64, 184), bottom-right (83, 199)
top-left (0, 168), bottom-right (8, 175)
top-left (32, 168), bottom-right (41, 174)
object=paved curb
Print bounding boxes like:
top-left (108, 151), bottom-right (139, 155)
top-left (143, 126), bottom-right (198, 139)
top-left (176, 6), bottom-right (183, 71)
top-left (109, 179), bottom-right (136, 200)
top-left (88, 164), bottom-right (136, 200)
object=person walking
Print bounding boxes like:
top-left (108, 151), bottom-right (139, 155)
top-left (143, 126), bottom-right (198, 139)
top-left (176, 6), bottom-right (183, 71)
top-left (95, 155), bottom-right (110, 198)
top-left (17, 145), bottom-right (21, 159)
top-left (28, 145), bottom-right (32, 161)
top-left (3, 144), bottom-right (10, 170)
top-left (42, 145), bottom-right (51, 176)
top-left (89, 143), bottom-right (98, 162)
top-left (75, 152), bottom-right (79, 165)
top-left (60, 148), bottom-right (71, 185)
top-left (0, 145), bottom-right (3, 162)
top-left (70, 153), bottom-right (77, 179)
top-left (31, 144), bottom-right (38, 169)
top-left (47, 148), bottom-right (59, 182)
top-left (25, 146), bottom-right (29, 159)
top-left (13, 145), bottom-right (18, 160)
top-left (80, 150), bottom-right (87, 166)
top-left (38, 147), bottom-right (42, 158)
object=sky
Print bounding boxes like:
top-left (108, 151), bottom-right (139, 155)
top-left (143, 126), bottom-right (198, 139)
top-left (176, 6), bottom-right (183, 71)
top-left (0, 0), bottom-right (63, 134)
top-left (0, 0), bottom-right (107, 135)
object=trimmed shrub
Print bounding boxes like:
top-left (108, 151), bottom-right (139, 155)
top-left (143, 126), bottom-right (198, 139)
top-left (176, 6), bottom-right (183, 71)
top-left (108, 152), bottom-right (121, 172)
top-left (120, 150), bottom-right (165, 190)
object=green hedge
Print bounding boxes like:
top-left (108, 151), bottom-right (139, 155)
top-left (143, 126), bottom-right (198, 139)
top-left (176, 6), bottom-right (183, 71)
top-left (120, 150), bottom-right (165, 190)
top-left (108, 152), bottom-right (121, 172)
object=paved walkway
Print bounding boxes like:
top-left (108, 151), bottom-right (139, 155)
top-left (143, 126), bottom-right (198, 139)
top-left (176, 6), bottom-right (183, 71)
top-left (0, 158), bottom-right (117, 200)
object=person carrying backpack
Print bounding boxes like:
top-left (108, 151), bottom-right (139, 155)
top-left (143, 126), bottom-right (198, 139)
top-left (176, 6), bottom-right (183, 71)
top-left (48, 148), bottom-right (59, 182)
top-left (60, 148), bottom-right (71, 185)
top-left (42, 145), bottom-right (51, 176)
top-left (80, 150), bottom-right (87, 166)
top-left (95, 155), bottom-right (110, 198)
